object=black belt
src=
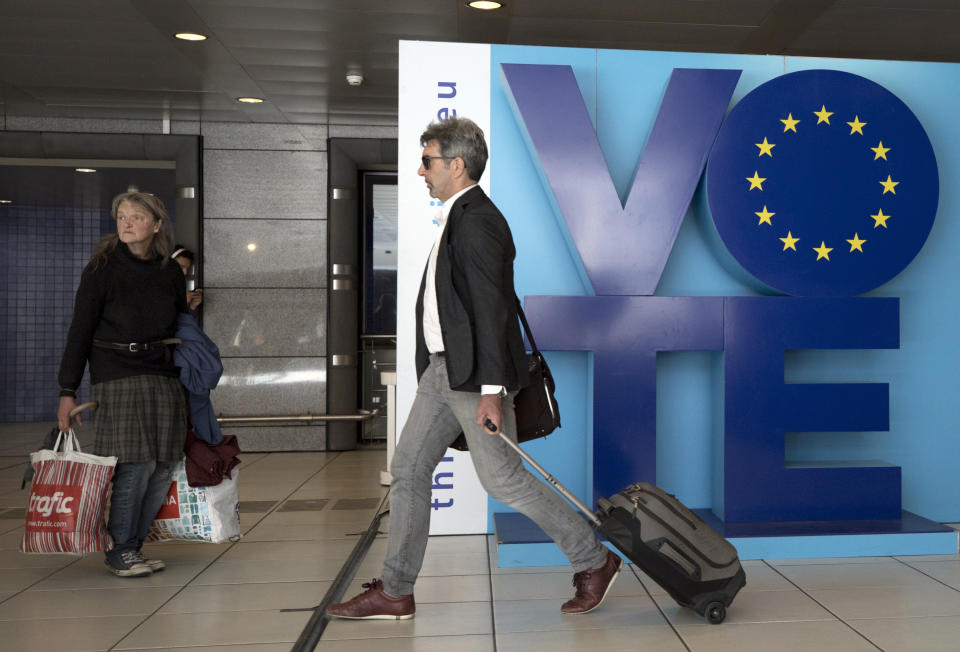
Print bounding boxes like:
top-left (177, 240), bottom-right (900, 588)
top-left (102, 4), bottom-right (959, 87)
top-left (93, 338), bottom-right (180, 353)
top-left (432, 351), bottom-right (446, 357)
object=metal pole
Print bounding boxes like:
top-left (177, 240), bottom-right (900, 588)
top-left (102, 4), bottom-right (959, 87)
top-left (497, 431), bottom-right (601, 526)
top-left (380, 371), bottom-right (397, 485)
top-left (216, 410), bottom-right (377, 425)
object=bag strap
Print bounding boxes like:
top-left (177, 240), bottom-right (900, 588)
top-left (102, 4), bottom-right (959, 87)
top-left (53, 429), bottom-right (82, 453)
top-left (53, 402), bottom-right (95, 453)
top-left (514, 295), bottom-right (541, 354)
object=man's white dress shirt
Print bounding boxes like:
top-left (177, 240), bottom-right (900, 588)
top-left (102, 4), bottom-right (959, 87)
top-left (422, 184), bottom-right (502, 396)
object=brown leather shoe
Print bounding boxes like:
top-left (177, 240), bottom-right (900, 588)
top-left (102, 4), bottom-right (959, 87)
top-left (561, 550), bottom-right (622, 614)
top-left (326, 579), bottom-right (415, 620)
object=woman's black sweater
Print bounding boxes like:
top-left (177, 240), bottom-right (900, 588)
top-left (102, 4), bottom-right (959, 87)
top-left (58, 241), bottom-right (188, 391)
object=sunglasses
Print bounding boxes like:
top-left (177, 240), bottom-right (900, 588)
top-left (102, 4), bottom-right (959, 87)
top-left (421, 155), bottom-right (456, 168)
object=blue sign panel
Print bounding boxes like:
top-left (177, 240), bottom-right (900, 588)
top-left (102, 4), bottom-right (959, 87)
top-left (723, 296), bottom-right (901, 522)
top-left (500, 64), bottom-right (740, 295)
top-left (522, 296), bottom-right (723, 499)
top-left (707, 70), bottom-right (939, 297)
top-left (499, 61), bottom-right (931, 525)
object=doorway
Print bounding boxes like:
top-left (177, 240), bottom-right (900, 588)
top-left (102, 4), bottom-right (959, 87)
top-left (360, 172), bottom-right (397, 442)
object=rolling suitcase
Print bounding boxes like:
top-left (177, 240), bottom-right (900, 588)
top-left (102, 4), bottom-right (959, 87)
top-left (494, 429), bottom-right (746, 623)
top-left (595, 482), bottom-right (746, 623)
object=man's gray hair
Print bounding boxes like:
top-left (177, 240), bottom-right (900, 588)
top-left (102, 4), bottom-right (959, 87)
top-left (420, 116), bottom-right (488, 182)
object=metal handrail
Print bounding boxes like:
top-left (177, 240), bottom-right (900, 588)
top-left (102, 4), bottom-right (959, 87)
top-left (216, 409), bottom-right (378, 426)
top-left (67, 401), bottom-right (378, 427)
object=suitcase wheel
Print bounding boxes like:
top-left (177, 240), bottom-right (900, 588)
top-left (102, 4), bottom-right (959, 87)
top-left (705, 601), bottom-right (726, 625)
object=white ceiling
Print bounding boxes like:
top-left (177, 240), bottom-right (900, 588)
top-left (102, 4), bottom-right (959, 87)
top-left (0, 0), bottom-right (957, 125)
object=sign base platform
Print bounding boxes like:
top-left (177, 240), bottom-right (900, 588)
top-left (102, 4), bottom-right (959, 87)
top-left (493, 511), bottom-right (958, 566)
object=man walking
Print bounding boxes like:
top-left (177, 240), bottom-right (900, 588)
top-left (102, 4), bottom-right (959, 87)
top-left (327, 116), bottom-right (620, 620)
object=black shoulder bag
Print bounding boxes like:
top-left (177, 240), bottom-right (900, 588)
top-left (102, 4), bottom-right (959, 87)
top-left (449, 296), bottom-right (561, 451)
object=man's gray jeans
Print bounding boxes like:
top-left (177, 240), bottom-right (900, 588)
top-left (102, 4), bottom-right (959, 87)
top-left (382, 353), bottom-right (608, 596)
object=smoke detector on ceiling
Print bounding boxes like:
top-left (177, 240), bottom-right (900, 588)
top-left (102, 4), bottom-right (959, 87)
top-left (346, 73), bottom-right (364, 87)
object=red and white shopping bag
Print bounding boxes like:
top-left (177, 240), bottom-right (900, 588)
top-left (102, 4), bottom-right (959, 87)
top-left (20, 429), bottom-right (117, 554)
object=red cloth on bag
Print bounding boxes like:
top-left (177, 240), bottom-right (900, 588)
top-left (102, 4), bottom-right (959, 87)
top-left (20, 431), bottom-right (116, 554)
top-left (183, 428), bottom-right (241, 487)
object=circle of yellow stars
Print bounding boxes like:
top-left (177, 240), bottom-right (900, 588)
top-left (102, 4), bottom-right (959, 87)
top-left (743, 105), bottom-right (897, 262)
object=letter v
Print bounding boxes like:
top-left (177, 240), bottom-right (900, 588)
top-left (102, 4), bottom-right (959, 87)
top-left (500, 64), bottom-right (740, 295)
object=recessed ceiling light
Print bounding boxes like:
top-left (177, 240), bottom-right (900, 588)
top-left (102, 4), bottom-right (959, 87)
top-left (175, 32), bottom-right (207, 41)
top-left (75, 168), bottom-right (96, 173)
top-left (236, 97), bottom-right (264, 104)
top-left (247, 243), bottom-right (257, 252)
top-left (0, 199), bottom-right (12, 204)
top-left (467, 1), bottom-right (504, 9)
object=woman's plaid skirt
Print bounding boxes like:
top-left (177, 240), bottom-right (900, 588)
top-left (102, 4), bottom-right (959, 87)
top-left (91, 374), bottom-right (187, 463)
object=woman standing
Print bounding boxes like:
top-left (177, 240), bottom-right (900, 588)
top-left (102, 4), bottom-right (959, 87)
top-left (57, 192), bottom-right (188, 577)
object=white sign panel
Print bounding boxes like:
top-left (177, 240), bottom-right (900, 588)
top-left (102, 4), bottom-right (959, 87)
top-left (397, 40), bottom-right (492, 534)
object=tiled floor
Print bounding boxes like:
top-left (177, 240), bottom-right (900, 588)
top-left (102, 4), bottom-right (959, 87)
top-left (1, 421), bottom-right (959, 651)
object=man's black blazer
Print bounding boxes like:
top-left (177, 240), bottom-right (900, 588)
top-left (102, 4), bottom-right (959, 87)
top-left (415, 186), bottom-right (529, 393)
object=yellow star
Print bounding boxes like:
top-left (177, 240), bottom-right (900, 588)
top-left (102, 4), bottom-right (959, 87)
top-left (847, 116), bottom-right (867, 135)
top-left (879, 175), bottom-right (899, 194)
top-left (755, 137), bottom-right (775, 157)
top-left (871, 141), bottom-right (891, 160)
top-left (780, 231), bottom-right (799, 251)
top-left (746, 171), bottom-right (766, 191)
top-left (847, 233), bottom-right (867, 252)
top-left (871, 208), bottom-right (891, 228)
top-left (781, 113), bottom-right (800, 133)
top-left (755, 205), bottom-right (775, 225)
top-left (814, 105), bottom-right (834, 124)
top-left (814, 241), bottom-right (833, 261)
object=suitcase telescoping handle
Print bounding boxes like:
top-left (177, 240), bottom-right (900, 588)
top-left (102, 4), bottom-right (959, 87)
top-left (487, 421), bottom-right (601, 527)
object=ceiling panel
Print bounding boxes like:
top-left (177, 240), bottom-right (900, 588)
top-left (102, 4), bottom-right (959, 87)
top-left (227, 47), bottom-right (333, 66)
top-left (0, 0), bottom-right (956, 124)
top-left (192, 4), bottom-right (456, 34)
top-left (209, 27), bottom-right (411, 52)
top-left (791, 4), bottom-right (960, 60)
top-left (503, 0), bottom-right (775, 24)
top-left (250, 68), bottom-right (333, 84)
top-left (505, 17), bottom-right (756, 49)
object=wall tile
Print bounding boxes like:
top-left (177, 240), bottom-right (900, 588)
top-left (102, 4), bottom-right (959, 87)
top-left (329, 124), bottom-right (398, 139)
top-left (6, 116), bottom-right (164, 134)
top-left (1, 195), bottom-right (130, 420)
top-left (200, 123), bottom-right (327, 151)
top-left (204, 289), bottom-right (327, 358)
top-left (203, 218), bottom-right (327, 288)
top-left (294, 125), bottom-right (330, 150)
top-left (172, 121), bottom-right (201, 135)
top-left (212, 357), bottom-right (326, 417)
top-left (329, 114), bottom-right (398, 127)
top-left (204, 150), bottom-right (326, 219)
top-left (230, 425), bottom-right (327, 452)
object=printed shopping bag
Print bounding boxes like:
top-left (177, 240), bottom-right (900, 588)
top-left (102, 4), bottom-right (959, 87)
top-left (20, 430), bottom-right (117, 554)
top-left (146, 461), bottom-right (241, 544)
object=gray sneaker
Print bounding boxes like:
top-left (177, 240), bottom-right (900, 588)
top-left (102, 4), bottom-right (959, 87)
top-left (105, 550), bottom-right (153, 577)
top-left (132, 550), bottom-right (165, 572)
